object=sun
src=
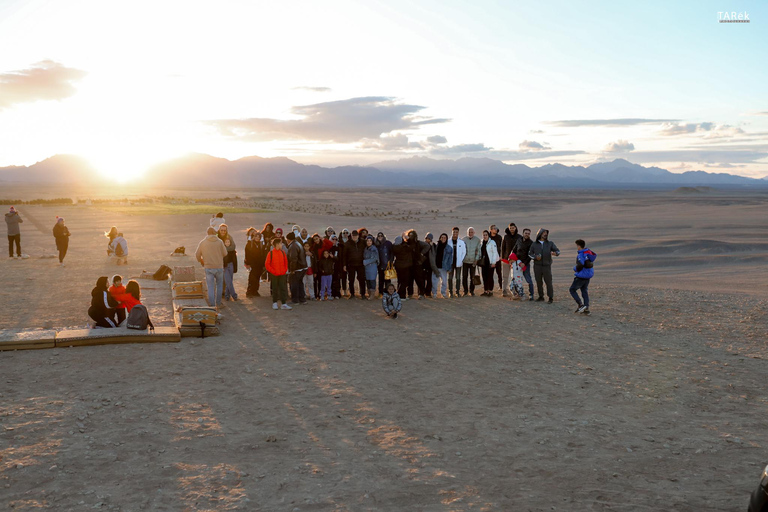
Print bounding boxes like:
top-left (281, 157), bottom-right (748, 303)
top-left (85, 147), bottom-right (173, 184)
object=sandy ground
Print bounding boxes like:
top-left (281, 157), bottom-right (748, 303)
top-left (1, 188), bottom-right (768, 511)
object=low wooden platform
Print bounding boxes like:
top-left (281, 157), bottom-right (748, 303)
top-left (0, 329), bottom-right (57, 351)
top-left (55, 326), bottom-right (180, 347)
top-left (173, 298), bottom-right (220, 337)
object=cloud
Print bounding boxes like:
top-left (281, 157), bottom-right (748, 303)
top-left (658, 122), bottom-right (744, 137)
top-left (603, 139), bottom-right (635, 153)
top-left (529, 129), bottom-right (545, 134)
top-left (622, 148), bottom-right (768, 165)
top-left (518, 140), bottom-right (550, 151)
top-left (0, 60), bottom-right (87, 110)
top-left (359, 133), bottom-right (423, 150)
top-left (432, 143), bottom-right (492, 154)
top-left (704, 163), bottom-right (745, 168)
top-left (545, 118), bottom-right (679, 127)
top-left (292, 86), bottom-right (332, 92)
top-left (430, 143), bottom-right (585, 160)
top-left (426, 135), bottom-right (447, 144)
top-left (207, 96), bottom-right (450, 143)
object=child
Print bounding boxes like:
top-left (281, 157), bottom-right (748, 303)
top-left (381, 283), bottom-right (402, 319)
top-left (508, 252), bottom-right (527, 301)
top-left (264, 237), bottom-right (292, 310)
top-left (109, 275), bottom-right (128, 324)
top-left (318, 250), bottom-right (335, 300)
top-left (570, 239), bottom-right (597, 315)
top-left (303, 241), bottom-right (316, 300)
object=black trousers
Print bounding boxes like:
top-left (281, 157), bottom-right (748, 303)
top-left (332, 273), bottom-right (342, 298)
top-left (7, 234), bottom-right (20, 257)
top-left (494, 263), bottom-right (502, 288)
top-left (339, 270), bottom-right (348, 293)
top-left (88, 307), bottom-right (116, 328)
top-left (247, 265), bottom-right (263, 295)
top-left (534, 264), bottom-right (554, 299)
top-left (395, 265), bottom-right (412, 298)
top-left (347, 265), bottom-right (366, 297)
top-left (414, 263), bottom-right (429, 296)
top-left (461, 263), bottom-right (476, 294)
top-left (56, 237), bottom-right (69, 263)
top-left (290, 270), bottom-right (307, 303)
top-left (481, 264), bottom-right (495, 292)
top-left (377, 268), bottom-right (391, 294)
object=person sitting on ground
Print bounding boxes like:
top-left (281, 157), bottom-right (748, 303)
top-left (89, 276), bottom-right (117, 328)
top-left (105, 226), bottom-right (118, 256)
top-left (210, 212), bottom-right (226, 232)
top-left (52, 216), bottom-right (70, 266)
top-left (111, 279), bottom-right (143, 313)
top-left (5, 206), bottom-right (23, 259)
top-left (265, 237), bottom-right (292, 310)
top-left (382, 283), bottom-right (402, 319)
top-left (109, 275), bottom-right (128, 324)
top-left (570, 239), bottom-right (597, 315)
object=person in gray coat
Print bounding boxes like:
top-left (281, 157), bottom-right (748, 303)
top-left (528, 228), bottom-right (560, 303)
top-left (5, 206), bottom-right (23, 258)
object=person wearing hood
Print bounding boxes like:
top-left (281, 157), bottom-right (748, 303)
top-left (479, 229), bottom-right (500, 296)
top-left (489, 225), bottom-right (503, 291)
top-left (461, 227), bottom-right (482, 297)
top-left (570, 239), bottom-right (597, 314)
top-left (343, 229), bottom-right (367, 299)
top-left (363, 235), bottom-right (380, 299)
top-left (375, 232), bottom-right (394, 297)
top-left (381, 283), bottom-right (402, 319)
top-left (5, 206), bottom-right (23, 259)
top-left (52, 216), bottom-right (71, 265)
top-left (88, 276), bottom-right (117, 328)
top-left (447, 227), bottom-right (467, 298)
top-left (244, 228), bottom-right (267, 297)
top-left (430, 233), bottom-right (453, 298)
top-left (218, 224), bottom-right (238, 301)
top-left (338, 228), bottom-right (350, 296)
top-left (528, 228), bottom-right (560, 303)
top-left (324, 226), bottom-right (335, 240)
top-left (501, 223), bottom-right (522, 297)
top-left (195, 227), bottom-right (228, 308)
top-left (514, 228), bottom-right (535, 301)
top-left (286, 232), bottom-right (308, 305)
top-left (109, 232), bottom-right (129, 265)
top-left (210, 212), bottom-right (226, 232)
top-left (392, 234), bottom-right (415, 299)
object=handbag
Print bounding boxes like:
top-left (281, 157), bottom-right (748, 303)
top-left (472, 273), bottom-right (482, 286)
top-left (384, 262), bottom-right (397, 280)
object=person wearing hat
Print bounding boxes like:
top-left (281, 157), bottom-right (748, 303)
top-left (5, 206), bottom-right (23, 259)
top-left (52, 216), bottom-right (71, 265)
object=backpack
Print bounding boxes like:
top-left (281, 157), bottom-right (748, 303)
top-left (126, 304), bottom-right (154, 331)
top-left (153, 264), bottom-right (172, 280)
top-left (173, 246), bottom-right (186, 254)
top-left (115, 242), bottom-right (124, 257)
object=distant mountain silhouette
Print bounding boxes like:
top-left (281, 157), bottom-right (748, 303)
top-left (0, 153), bottom-right (765, 188)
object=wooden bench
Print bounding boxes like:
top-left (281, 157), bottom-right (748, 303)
top-left (55, 326), bottom-right (180, 347)
top-left (0, 329), bottom-right (57, 351)
top-left (173, 298), bottom-right (219, 337)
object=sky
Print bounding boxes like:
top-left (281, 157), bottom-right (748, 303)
top-left (0, 0), bottom-right (766, 180)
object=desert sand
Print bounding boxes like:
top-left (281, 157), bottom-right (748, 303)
top-left (1, 187), bottom-right (767, 511)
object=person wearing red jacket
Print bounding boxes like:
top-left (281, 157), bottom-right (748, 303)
top-left (108, 275), bottom-right (128, 324)
top-left (265, 238), bottom-right (291, 310)
top-left (110, 279), bottom-right (142, 313)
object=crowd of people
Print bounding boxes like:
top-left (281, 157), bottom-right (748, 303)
top-left (194, 216), bottom-right (597, 317)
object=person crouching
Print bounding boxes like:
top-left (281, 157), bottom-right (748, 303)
top-left (382, 283), bottom-right (402, 319)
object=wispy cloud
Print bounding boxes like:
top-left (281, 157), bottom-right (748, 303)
top-left (359, 133), bottom-right (423, 150)
top-left (431, 143), bottom-right (585, 161)
top-left (603, 139), bottom-right (635, 152)
top-left (518, 140), bottom-right (550, 151)
top-left (623, 147), bottom-right (768, 165)
top-left (545, 118), bottom-right (678, 127)
top-left (207, 96), bottom-right (450, 143)
top-left (0, 60), bottom-right (86, 110)
top-left (658, 122), bottom-right (744, 137)
top-left (426, 135), bottom-right (447, 144)
top-left (292, 86), bottom-right (332, 92)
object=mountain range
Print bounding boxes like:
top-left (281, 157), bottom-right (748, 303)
top-left (1, 153), bottom-right (766, 189)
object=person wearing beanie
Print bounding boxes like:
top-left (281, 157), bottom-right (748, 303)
top-left (52, 216), bottom-right (71, 265)
top-left (362, 235), bottom-right (380, 299)
top-left (195, 227), bottom-right (228, 308)
top-left (5, 206), bottom-right (23, 259)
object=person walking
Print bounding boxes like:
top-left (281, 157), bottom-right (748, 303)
top-left (447, 227), bottom-right (466, 298)
top-left (5, 206), bottom-right (23, 259)
top-left (195, 227), bottom-right (228, 308)
top-left (529, 228), bottom-right (560, 303)
top-left (244, 228), bottom-right (267, 297)
top-left (501, 223), bottom-right (522, 297)
top-left (265, 237), bottom-right (292, 310)
top-left (570, 239), bottom-right (597, 315)
top-left (430, 233), bottom-right (453, 298)
top-left (479, 230), bottom-right (499, 296)
top-left (52, 216), bottom-right (71, 265)
top-left (343, 229), bottom-right (367, 299)
top-left (218, 224), bottom-right (238, 301)
top-left (363, 235), bottom-right (380, 299)
top-left (286, 232), bottom-right (308, 305)
top-left (461, 227), bottom-right (481, 297)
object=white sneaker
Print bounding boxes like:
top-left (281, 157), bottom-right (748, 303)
top-left (272, 302), bottom-right (279, 310)
top-left (281, 304), bottom-right (292, 310)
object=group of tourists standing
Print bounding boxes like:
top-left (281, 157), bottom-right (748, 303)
top-left (195, 218), bottom-right (597, 316)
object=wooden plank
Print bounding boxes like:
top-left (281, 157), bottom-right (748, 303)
top-left (55, 326), bottom-right (180, 347)
top-left (0, 329), bottom-right (56, 351)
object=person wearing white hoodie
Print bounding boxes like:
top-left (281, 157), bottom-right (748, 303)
top-left (446, 227), bottom-right (466, 298)
top-left (210, 212), bottom-right (226, 232)
top-left (109, 233), bottom-right (129, 265)
top-left (479, 229), bottom-right (499, 296)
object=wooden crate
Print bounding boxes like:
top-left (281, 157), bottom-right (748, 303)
top-left (0, 329), bottom-right (56, 351)
top-left (55, 326), bottom-right (180, 347)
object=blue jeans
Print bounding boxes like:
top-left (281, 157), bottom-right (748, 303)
top-left (569, 277), bottom-right (590, 307)
top-left (522, 266), bottom-right (534, 297)
top-left (224, 262), bottom-right (238, 300)
top-left (432, 269), bottom-right (448, 296)
top-left (205, 268), bottom-right (224, 307)
top-left (366, 279), bottom-right (376, 293)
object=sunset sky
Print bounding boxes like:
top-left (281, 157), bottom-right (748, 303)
top-left (0, 0), bottom-right (766, 179)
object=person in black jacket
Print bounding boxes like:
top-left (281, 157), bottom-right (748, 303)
top-left (89, 276), bottom-right (117, 328)
top-left (328, 235), bottom-right (343, 298)
top-left (514, 228), bottom-right (535, 301)
top-left (343, 230), bottom-right (367, 299)
top-left (392, 235), bottom-right (415, 299)
top-left (52, 216), bottom-right (71, 265)
top-left (244, 228), bottom-right (267, 297)
top-left (489, 225), bottom-right (503, 292)
top-left (286, 233), bottom-right (307, 304)
top-left (501, 223), bottom-right (522, 297)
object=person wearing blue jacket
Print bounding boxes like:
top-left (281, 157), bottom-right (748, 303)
top-left (570, 239), bottom-right (597, 314)
top-left (363, 235), bottom-right (380, 299)
top-left (429, 233), bottom-right (453, 298)
top-left (375, 232), bottom-right (393, 297)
